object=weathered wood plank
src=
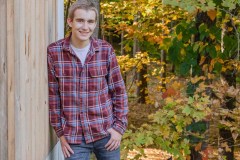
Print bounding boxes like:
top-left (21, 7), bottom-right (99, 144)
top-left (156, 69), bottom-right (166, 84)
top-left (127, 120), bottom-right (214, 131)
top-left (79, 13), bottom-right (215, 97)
top-left (3, 0), bottom-right (59, 159)
top-left (0, 0), bottom-right (8, 159)
top-left (7, 0), bottom-right (16, 159)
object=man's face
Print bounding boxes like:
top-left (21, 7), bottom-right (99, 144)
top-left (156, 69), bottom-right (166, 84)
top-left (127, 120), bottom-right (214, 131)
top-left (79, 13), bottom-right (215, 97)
top-left (67, 9), bottom-right (97, 45)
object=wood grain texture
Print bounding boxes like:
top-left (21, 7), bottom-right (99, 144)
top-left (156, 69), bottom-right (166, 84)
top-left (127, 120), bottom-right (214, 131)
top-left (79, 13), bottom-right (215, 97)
top-left (0, 0), bottom-right (8, 159)
top-left (2, 0), bottom-right (59, 159)
top-left (7, 0), bottom-right (16, 159)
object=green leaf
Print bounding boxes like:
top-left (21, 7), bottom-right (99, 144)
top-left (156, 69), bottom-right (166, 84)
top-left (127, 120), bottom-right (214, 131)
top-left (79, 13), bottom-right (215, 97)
top-left (207, 1), bottom-right (216, 10)
top-left (167, 110), bottom-right (175, 117)
top-left (189, 27), bottom-right (198, 35)
top-left (176, 24), bottom-right (185, 35)
top-left (236, 77), bottom-right (240, 84)
top-left (160, 38), bottom-right (172, 51)
top-left (207, 45), bottom-right (217, 58)
top-left (193, 112), bottom-right (205, 121)
top-left (182, 105), bottom-right (192, 115)
top-left (168, 43), bottom-right (181, 64)
top-left (213, 62), bottom-right (222, 73)
top-left (176, 125), bottom-right (183, 133)
top-left (193, 43), bottom-right (200, 52)
top-left (222, 0), bottom-right (237, 10)
top-left (179, 62), bottom-right (190, 76)
top-left (199, 23), bottom-right (207, 34)
top-left (182, 32), bottom-right (191, 43)
top-left (188, 97), bottom-right (194, 104)
top-left (135, 133), bottom-right (145, 146)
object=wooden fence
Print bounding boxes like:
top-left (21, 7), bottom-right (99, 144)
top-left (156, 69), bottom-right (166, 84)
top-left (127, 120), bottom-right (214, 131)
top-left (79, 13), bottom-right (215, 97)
top-left (0, 0), bottom-right (62, 159)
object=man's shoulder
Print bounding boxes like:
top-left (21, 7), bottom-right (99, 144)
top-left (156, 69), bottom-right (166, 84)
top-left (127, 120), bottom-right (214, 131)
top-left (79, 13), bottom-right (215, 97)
top-left (47, 38), bottom-right (66, 53)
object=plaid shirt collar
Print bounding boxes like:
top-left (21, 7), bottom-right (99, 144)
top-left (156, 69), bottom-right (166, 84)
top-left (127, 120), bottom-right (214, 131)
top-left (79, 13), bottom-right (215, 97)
top-left (62, 33), bottom-right (100, 56)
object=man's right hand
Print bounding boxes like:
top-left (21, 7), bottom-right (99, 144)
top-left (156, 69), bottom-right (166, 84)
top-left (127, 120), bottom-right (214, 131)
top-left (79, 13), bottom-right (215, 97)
top-left (60, 136), bottom-right (74, 158)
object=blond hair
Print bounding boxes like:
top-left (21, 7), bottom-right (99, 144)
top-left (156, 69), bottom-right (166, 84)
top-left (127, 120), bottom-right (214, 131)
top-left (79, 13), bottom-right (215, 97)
top-left (68, 0), bottom-right (98, 20)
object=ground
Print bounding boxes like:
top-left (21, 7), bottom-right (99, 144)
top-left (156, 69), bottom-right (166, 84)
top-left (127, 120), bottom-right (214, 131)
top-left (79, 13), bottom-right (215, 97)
top-left (126, 99), bottom-right (240, 160)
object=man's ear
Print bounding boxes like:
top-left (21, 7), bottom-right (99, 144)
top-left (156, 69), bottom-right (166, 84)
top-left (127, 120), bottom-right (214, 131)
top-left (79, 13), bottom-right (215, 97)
top-left (67, 18), bottom-right (73, 28)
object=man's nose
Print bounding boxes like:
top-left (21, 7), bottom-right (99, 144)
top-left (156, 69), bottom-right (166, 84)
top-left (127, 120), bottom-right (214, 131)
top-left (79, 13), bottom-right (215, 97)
top-left (82, 22), bottom-right (88, 29)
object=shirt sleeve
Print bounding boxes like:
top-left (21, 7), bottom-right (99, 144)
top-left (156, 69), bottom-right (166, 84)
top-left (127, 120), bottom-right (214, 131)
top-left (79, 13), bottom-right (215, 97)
top-left (107, 47), bottom-right (128, 135)
top-left (47, 49), bottom-right (64, 138)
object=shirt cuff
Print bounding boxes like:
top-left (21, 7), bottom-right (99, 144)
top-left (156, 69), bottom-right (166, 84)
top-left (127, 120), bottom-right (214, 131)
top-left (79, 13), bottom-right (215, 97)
top-left (55, 127), bottom-right (64, 138)
top-left (112, 120), bottom-right (126, 135)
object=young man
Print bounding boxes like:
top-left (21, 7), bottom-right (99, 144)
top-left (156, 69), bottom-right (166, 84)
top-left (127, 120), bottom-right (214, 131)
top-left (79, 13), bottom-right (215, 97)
top-left (47, 0), bottom-right (128, 159)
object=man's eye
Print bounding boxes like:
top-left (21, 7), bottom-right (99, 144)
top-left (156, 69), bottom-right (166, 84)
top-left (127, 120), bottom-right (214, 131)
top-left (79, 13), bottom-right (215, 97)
top-left (77, 19), bottom-right (84, 22)
top-left (88, 20), bottom-right (95, 23)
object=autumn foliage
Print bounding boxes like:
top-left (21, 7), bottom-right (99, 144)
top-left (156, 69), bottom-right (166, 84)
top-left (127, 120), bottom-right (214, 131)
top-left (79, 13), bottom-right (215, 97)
top-left (100, 0), bottom-right (240, 159)
top-left (64, 0), bottom-right (240, 159)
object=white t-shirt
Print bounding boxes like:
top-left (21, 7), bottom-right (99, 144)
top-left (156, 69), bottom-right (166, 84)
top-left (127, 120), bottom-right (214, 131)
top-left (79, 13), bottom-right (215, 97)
top-left (71, 43), bottom-right (91, 65)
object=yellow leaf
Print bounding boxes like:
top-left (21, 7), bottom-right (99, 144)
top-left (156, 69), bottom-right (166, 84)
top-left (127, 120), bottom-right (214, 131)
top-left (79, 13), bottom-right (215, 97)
top-left (165, 97), bottom-right (173, 104)
top-left (228, 27), bottom-right (233, 32)
top-left (207, 10), bottom-right (217, 21)
top-left (199, 56), bottom-right (206, 65)
top-left (217, 58), bottom-right (224, 64)
top-left (202, 64), bottom-right (208, 72)
top-left (215, 44), bottom-right (221, 52)
top-left (207, 73), bottom-right (215, 79)
top-left (127, 15), bottom-right (134, 20)
top-left (124, 45), bottom-right (131, 52)
top-left (176, 125), bottom-right (183, 133)
top-left (210, 33), bottom-right (216, 40)
top-left (172, 15), bottom-right (178, 20)
top-left (180, 48), bottom-right (186, 56)
top-left (191, 76), bottom-right (205, 84)
top-left (162, 126), bottom-right (170, 138)
top-left (222, 66), bottom-right (227, 72)
top-left (171, 81), bottom-right (182, 90)
top-left (209, 59), bottom-right (216, 72)
top-left (136, 81), bottom-right (142, 86)
top-left (162, 88), bottom-right (166, 92)
top-left (177, 32), bottom-right (182, 40)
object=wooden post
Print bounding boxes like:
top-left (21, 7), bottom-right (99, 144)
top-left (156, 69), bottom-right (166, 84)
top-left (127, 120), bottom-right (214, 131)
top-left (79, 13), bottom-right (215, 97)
top-left (7, 0), bottom-right (16, 159)
top-left (0, 0), bottom-right (59, 159)
top-left (0, 0), bottom-right (8, 159)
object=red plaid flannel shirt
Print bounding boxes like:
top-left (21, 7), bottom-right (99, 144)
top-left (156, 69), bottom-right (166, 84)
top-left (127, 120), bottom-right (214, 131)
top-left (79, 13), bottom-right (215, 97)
top-left (47, 35), bottom-right (128, 144)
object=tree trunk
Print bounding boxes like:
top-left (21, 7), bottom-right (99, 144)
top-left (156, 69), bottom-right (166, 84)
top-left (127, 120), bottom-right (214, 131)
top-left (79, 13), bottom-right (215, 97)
top-left (132, 10), bottom-right (148, 103)
top-left (121, 30), bottom-right (127, 84)
top-left (90, 0), bottom-right (100, 38)
top-left (99, 13), bottom-right (105, 40)
top-left (133, 11), bottom-right (140, 57)
top-left (137, 65), bottom-right (148, 103)
top-left (189, 11), bottom-right (216, 160)
top-left (64, 0), bottom-right (72, 35)
top-left (219, 19), bottom-right (236, 160)
top-left (219, 71), bottom-right (235, 160)
top-left (161, 7), bottom-right (166, 91)
top-left (160, 50), bottom-right (166, 91)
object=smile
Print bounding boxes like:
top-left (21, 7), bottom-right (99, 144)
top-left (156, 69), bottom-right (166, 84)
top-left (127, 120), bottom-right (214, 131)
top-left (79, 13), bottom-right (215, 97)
top-left (79, 31), bottom-right (89, 34)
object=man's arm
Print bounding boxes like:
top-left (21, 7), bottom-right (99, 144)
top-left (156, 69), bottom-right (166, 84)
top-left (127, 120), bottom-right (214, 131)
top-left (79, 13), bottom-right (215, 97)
top-left (107, 47), bottom-right (128, 135)
top-left (48, 51), bottom-right (74, 157)
top-left (47, 51), bottom-right (64, 138)
top-left (104, 46), bottom-right (128, 151)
